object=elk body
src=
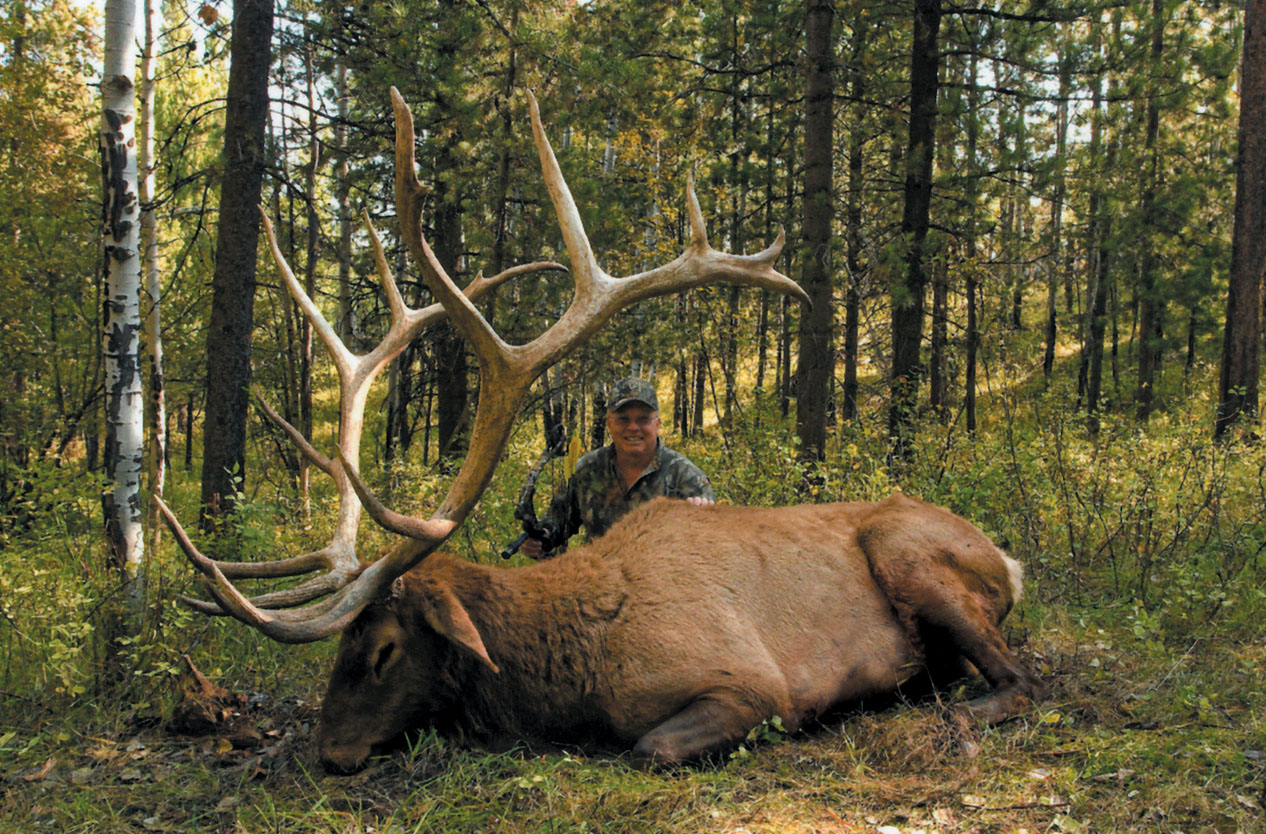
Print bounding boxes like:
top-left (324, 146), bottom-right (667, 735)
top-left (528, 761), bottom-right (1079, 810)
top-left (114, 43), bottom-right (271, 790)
top-left (158, 87), bottom-right (1041, 773)
top-left (316, 495), bottom-right (1040, 771)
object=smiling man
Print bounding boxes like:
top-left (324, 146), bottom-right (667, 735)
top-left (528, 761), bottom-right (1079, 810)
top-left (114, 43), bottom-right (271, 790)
top-left (522, 377), bottom-right (715, 559)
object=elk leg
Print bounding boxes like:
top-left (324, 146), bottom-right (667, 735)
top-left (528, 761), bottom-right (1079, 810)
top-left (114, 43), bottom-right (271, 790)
top-left (914, 591), bottom-right (1043, 723)
top-left (870, 562), bottom-right (1043, 723)
top-left (632, 695), bottom-right (766, 764)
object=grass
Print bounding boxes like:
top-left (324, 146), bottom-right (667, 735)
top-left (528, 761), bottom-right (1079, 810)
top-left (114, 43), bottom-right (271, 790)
top-left (2, 603), bottom-right (1263, 833)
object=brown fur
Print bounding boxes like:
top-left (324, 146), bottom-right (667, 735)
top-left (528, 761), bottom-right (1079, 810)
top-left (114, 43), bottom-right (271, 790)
top-left (316, 494), bottom-right (1043, 772)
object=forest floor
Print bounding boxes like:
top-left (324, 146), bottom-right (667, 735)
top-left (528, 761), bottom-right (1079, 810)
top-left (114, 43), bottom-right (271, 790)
top-left (2, 604), bottom-right (1263, 834)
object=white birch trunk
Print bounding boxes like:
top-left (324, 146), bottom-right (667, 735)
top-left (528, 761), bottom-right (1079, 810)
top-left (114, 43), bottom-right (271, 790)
top-left (140, 0), bottom-right (165, 557)
top-left (101, 0), bottom-right (145, 607)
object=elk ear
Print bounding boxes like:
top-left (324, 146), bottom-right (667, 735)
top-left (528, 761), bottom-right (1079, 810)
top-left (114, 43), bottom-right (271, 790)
top-left (367, 619), bottom-right (406, 684)
top-left (419, 580), bottom-right (500, 674)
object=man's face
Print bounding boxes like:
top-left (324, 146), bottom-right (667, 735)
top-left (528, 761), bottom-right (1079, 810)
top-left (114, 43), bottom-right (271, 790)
top-left (607, 402), bottom-right (660, 460)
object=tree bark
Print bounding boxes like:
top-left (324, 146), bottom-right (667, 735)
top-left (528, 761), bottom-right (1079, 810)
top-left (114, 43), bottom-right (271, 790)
top-left (298, 51), bottom-right (319, 512)
top-left (964, 22), bottom-right (981, 434)
top-left (200, 0), bottom-right (274, 522)
top-left (101, 0), bottom-right (144, 612)
top-left (692, 351), bottom-right (707, 436)
top-left (434, 197), bottom-right (469, 461)
top-left (140, 0), bottom-right (165, 562)
top-left (1136, 0), bottom-right (1166, 420)
top-left (487, 5), bottom-right (519, 325)
top-left (796, 0), bottom-right (836, 462)
top-left (1044, 43), bottom-right (1071, 379)
top-left (889, 0), bottom-right (942, 461)
top-left (1216, 0), bottom-right (1264, 437)
top-left (929, 257), bottom-right (948, 421)
top-left (842, 8), bottom-right (868, 423)
top-left (1080, 20), bottom-right (1115, 434)
top-left (334, 13), bottom-right (353, 346)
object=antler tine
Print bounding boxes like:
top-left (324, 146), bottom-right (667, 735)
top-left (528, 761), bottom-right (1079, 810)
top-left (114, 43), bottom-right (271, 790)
top-left (159, 495), bottom-right (380, 640)
top-left (179, 569), bottom-right (348, 615)
top-left (363, 213), bottom-right (570, 338)
top-left (338, 450), bottom-right (457, 543)
top-left (391, 87), bottom-right (512, 378)
top-left (516, 91), bottom-right (808, 379)
top-left (254, 385), bottom-right (335, 477)
top-left (261, 212), bottom-right (356, 382)
top-left (525, 89), bottom-right (604, 297)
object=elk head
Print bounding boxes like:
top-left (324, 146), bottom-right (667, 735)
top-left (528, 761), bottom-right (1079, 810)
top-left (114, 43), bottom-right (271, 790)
top-left (157, 89), bottom-right (808, 767)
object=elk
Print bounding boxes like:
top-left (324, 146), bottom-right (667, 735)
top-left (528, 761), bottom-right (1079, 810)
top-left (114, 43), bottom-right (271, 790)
top-left (158, 89), bottom-right (1042, 773)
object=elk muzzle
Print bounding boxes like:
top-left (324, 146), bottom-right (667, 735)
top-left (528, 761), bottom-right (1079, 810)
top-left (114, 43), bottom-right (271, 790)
top-left (316, 722), bottom-right (373, 774)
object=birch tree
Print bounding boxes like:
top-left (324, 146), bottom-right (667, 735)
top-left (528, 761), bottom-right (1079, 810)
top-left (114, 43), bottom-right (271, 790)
top-left (100, 0), bottom-right (144, 611)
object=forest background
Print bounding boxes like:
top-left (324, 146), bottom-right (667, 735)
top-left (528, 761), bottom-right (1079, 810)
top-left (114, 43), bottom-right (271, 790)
top-left (2, 0), bottom-right (1265, 831)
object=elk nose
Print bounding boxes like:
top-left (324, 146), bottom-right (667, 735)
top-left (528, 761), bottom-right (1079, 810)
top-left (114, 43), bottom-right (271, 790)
top-left (319, 744), bottom-right (370, 775)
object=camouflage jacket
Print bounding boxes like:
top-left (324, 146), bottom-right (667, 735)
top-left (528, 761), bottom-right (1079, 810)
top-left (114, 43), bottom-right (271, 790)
top-left (537, 441), bottom-right (714, 553)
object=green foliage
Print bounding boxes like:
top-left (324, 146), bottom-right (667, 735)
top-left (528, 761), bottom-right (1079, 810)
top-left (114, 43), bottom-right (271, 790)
top-left (0, 0), bottom-right (101, 472)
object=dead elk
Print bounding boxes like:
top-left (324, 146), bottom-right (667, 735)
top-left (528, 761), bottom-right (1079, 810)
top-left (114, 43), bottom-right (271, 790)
top-left (315, 495), bottom-right (1041, 772)
top-left (157, 89), bottom-right (1041, 773)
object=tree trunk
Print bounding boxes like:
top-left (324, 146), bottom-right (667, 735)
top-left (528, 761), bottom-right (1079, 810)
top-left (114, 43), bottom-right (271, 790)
top-left (140, 0), bottom-right (165, 562)
top-left (721, 14), bottom-right (743, 430)
top-left (1081, 20), bottom-right (1116, 434)
top-left (297, 51), bottom-right (319, 511)
top-left (387, 244), bottom-right (417, 463)
top-left (724, 281), bottom-right (741, 428)
top-left (842, 8), bottom-right (867, 423)
top-left (964, 23), bottom-right (981, 434)
top-left (675, 352), bottom-right (689, 435)
top-left (1044, 44), bottom-right (1071, 379)
top-left (1136, 0), bottom-right (1166, 420)
top-left (1010, 97), bottom-right (1028, 331)
top-left (434, 194), bottom-right (469, 460)
top-left (929, 256), bottom-right (948, 421)
top-left (1084, 221), bottom-right (1111, 432)
top-left (692, 351), bottom-right (707, 436)
top-left (487, 6), bottom-right (519, 325)
top-left (592, 383), bottom-right (608, 448)
top-left (1216, 0), bottom-right (1264, 436)
top-left (334, 15), bottom-right (353, 346)
top-left (796, 0), bottom-right (836, 462)
top-left (200, 0), bottom-right (274, 522)
top-left (184, 389), bottom-right (194, 471)
top-left (384, 347), bottom-right (401, 465)
top-left (101, 0), bottom-right (144, 615)
top-left (889, 0), bottom-right (942, 460)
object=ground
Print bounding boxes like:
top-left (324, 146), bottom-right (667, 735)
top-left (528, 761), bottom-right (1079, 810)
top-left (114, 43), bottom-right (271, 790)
top-left (2, 612), bottom-right (1262, 833)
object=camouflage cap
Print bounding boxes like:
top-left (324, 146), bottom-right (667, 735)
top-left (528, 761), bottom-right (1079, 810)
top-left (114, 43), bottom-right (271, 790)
top-left (608, 377), bottom-right (658, 412)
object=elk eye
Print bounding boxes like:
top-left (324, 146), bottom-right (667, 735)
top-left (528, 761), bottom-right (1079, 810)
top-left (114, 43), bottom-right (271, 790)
top-left (372, 642), bottom-right (396, 680)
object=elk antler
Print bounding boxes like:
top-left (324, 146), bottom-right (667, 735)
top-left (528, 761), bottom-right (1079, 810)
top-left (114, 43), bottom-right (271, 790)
top-left (161, 89), bottom-right (808, 642)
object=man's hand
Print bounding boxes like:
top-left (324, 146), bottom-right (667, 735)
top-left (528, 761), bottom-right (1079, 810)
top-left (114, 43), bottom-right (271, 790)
top-left (522, 537), bottom-right (545, 560)
top-left (685, 496), bottom-right (716, 507)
